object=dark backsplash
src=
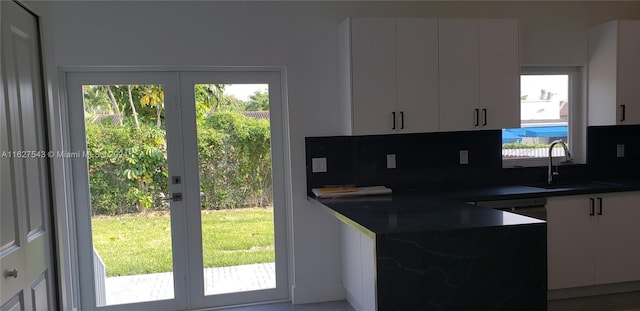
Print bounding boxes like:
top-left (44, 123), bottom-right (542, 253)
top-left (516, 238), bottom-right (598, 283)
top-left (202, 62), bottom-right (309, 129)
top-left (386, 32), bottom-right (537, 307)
top-left (305, 125), bottom-right (640, 194)
top-left (305, 130), bottom-right (502, 194)
top-left (587, 124), bottom-right (640, 178)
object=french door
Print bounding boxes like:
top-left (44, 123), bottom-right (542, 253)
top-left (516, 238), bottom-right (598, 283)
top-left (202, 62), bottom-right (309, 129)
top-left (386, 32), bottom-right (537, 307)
top-left (67, 70), bottom-right (288, 311)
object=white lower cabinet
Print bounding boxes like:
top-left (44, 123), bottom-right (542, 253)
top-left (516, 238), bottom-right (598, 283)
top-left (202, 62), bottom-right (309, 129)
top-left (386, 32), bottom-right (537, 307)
top-left (547, 191), bottom-right (640, 290)
top-left (341, 222), bottom-right (376, 311)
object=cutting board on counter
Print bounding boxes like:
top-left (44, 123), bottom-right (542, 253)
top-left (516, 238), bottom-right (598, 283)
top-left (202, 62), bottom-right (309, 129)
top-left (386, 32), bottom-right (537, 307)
top-left (312, 185), bottom-right (392, 199)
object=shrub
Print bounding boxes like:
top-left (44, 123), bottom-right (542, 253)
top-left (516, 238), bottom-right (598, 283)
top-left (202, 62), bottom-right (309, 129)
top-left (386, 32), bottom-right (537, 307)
top-left (199, 112), bottom-right (272, 209)
top-left (85, 111), bottom-right (272, 215)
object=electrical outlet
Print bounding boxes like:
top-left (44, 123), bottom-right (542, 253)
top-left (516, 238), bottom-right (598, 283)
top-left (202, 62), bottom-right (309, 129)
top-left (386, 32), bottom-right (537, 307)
top-left (386, 154), bottom-right (396, 169)
top-left (312, 157), bottom-right (327, 173)
top-left (617, 144), bottom-right (625, 158)
top-left (460, 150), bottom-right (469, 165)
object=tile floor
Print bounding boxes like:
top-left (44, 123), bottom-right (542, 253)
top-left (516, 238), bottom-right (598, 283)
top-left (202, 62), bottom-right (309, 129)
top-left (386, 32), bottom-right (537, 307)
top-left (221, 300), bottom-right (354, 311)
top-left (102, 263), bottom-right (275, 306)
top-left (548, 291), bottom-right (640, 311)
top-left (221, 291), bottom-right (640, 311)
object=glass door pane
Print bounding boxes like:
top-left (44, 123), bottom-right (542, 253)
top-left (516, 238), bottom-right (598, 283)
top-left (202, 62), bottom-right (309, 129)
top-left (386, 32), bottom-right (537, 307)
top-left (192, 83), bottom-right (276, 296)
top-left (82, 84), bottom-right (174, 306)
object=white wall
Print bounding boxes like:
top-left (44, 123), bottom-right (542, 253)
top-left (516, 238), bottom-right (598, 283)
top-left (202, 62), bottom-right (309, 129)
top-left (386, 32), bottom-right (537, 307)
top-left (50, 1), bottom-right (640, 304)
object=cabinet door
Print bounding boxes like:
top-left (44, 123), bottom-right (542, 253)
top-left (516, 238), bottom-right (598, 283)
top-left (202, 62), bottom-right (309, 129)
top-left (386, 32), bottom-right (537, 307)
top-left (438, 19), bottom-right (479, 132)
top-left (616, 20), bottom-right (640, 125)
top-left (594, 191), bottom-right (640, 284)
top-left (478, 19), bottom-right (520, 130)
top-left (341, 223), bottom-right (363, 305)
top-left (360, 232), bottom-right (376, 311)
top-left (547, 195), bottom-right (596, 289)
top-left (341, 223), bottom-right (376, 311)
top-left (587, 21), bottom-right (619, 126)
top-left (589, 20), bottom-right (640, 126)
top-left (350, 18), bottom-right (397, 135)
top-left (396, 18), bottom-right (439, 133)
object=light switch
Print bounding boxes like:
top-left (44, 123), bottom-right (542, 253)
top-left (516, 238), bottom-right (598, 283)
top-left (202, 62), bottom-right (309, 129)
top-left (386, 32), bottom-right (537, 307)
top-left (460, 150), bottom-right (469, 165)
top-left (617, 144), bottom-right (625, 158)
top-left (386, 154), bottom-right (396, 169)
top-left (312, 157), bottom-right (327, 173)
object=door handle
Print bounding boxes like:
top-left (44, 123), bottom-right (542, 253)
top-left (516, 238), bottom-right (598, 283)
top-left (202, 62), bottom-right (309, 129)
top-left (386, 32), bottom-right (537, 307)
top-left (589, 198), bottom-right (595, 216)
top-left (597, 197), bottom-right (603, 215)
top-left (162, 192), bottom-right (182, 202)
top-left (4, 269), bottom-right (18, 279)
top-left (482, 108), bottom-right (487, 126)
top-left (392, 111), bottom-right (396, 130)
top-left (474, 109), bottom-right (480, 126)
top-left (620, 105), bottom-right (626, 122)
top-left (400, 111), bottom-right (404, 129)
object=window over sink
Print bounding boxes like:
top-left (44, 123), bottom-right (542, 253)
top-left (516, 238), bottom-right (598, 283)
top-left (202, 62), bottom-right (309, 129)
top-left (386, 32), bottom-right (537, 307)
top-left (503, 67), bottom-right (584, 167)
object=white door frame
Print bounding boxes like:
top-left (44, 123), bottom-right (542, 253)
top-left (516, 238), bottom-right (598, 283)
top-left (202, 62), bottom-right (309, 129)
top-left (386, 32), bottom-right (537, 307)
top-left (61, 67), bottom-right (292, 311)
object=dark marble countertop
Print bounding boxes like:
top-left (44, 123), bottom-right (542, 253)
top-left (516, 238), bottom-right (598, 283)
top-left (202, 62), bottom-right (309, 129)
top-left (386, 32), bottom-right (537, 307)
top-left (315, 195), bottom-right (544, 235)
top-left (313, 178), bottom-right (640, 235)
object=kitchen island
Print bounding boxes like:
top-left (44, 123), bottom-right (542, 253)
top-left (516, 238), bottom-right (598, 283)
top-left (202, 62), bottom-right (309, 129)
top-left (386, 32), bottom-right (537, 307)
top-left (314, 192), bottom-right (547, 311)
top-left (305, 126), bottom-right (640, 310)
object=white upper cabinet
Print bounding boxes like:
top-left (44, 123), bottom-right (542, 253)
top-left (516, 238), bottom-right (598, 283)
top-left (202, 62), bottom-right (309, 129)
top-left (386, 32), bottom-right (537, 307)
top-left (588, 20), bottom-right (640, 125)
top-left (439, 19), bottom-right (520, 132)
top-left (396, 18), bottom-right (440, 134)
top-left (478, 19), bottom-right (521, 130)
top-left (439, 19), bottom-right (480, 132)
top-left (341, 17), bottom-right (519, 135)
top-left (347, 17), bottom-right (397, 135)
top-left (340, 17), bottom-right (439, 135)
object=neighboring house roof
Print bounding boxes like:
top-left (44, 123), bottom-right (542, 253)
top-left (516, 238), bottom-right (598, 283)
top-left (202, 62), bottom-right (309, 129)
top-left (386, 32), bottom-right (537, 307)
top-left (240, 111), bottom-right (270, 120)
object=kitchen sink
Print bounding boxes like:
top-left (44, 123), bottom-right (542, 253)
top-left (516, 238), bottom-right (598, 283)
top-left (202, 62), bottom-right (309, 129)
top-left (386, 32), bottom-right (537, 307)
top-left (528, 181), bottom-right (622, 190)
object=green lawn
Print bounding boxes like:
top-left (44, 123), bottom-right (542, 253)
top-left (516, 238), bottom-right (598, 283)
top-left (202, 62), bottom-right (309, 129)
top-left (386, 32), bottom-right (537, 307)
top-left (91, 207), bottom-right (274, 277)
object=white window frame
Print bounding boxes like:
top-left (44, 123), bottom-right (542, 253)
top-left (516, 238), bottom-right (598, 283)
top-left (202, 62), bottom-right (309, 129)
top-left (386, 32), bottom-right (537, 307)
top-left (502, 66), bottom-right (586, 168)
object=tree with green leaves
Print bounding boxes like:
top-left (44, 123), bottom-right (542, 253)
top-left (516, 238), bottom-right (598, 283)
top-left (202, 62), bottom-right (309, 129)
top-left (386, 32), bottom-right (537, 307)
top-left (195, 84), bottom-right (225, 120)
top-left (244, 90), bottom-right (269, 111)
top-left (83, 83), bottom-right (274, 214)
top-left (139, 84), bottom-right (165, 127)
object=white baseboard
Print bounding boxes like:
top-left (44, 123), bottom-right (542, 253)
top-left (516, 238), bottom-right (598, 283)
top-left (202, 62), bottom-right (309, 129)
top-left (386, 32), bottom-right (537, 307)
top-left (291, 283), bottom-right (346, 304)
top-left (345, 290), bottom-right (364, 311)
top-left (549, 281), bottom-right (640, 300)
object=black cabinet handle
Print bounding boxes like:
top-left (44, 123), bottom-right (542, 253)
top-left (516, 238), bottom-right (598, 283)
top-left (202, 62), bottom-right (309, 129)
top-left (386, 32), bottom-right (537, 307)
top-left (621, 105), bottom-right (626, 122)
top-left (597, 197), bottom-right (603, 215)
top-left (474, 109), bottom-right (480, 126)
top-left (400, 111), bottom-right (404, 129)
top-left (590, 198), bottom-right (595, 216)
top-left (392, 111), bottom-right (396, 130)
top-left (482, 108), bottom-right (487, 126)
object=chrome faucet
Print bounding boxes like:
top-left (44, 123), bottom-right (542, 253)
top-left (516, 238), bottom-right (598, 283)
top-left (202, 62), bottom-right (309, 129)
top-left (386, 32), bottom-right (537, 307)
top-left (548, 139), bottom-right (573, 184)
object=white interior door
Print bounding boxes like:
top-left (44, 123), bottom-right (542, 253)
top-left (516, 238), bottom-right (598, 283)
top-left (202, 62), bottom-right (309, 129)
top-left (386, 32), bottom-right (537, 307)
top-left (1, 1), bottom-right (57, 310)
